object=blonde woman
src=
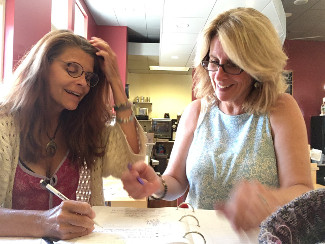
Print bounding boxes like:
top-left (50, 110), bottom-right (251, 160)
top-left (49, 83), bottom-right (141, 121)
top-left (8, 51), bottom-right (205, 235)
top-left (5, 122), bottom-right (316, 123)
top-left (122, 7), bottom-right (312, 232)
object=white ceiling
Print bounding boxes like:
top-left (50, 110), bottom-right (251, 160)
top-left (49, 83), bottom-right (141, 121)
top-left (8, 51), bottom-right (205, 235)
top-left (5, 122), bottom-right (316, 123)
top-left (84, 0), bottom-right (325, 75)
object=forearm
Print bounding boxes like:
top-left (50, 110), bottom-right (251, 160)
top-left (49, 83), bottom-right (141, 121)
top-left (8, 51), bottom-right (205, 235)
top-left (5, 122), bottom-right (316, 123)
top-left (116, 109), bottom-right (139, 154)
top-left (154, 174), bottom-right (188, 201)
top-left (270, 183), bottom-right (313, 210)
top-left (0, 208), bottom-right (45, 237)
top-left (111, 81), bottom-right (140, 154)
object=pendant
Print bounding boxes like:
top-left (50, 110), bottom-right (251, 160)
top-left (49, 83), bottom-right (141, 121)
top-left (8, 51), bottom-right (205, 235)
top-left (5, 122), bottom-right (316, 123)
top-left (46, 140), bottom-right (57, 157)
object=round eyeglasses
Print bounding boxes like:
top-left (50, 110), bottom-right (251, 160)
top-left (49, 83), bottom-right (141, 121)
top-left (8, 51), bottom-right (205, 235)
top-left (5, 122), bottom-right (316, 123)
top-left (201, 60), bottom-right (243, 75)
top-left (58, 60), bottom-right (99, 87)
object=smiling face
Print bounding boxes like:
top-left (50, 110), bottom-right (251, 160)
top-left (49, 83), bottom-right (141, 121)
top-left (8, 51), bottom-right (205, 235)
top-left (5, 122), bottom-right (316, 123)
top-left (208, 36), bottom-right (254, 114)
top-left (47, 47), bottom-right (94, 113)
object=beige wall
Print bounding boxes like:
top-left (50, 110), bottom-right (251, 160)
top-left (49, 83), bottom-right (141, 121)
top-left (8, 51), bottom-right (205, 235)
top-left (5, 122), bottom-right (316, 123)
top-left (128, 73), bottom-right (193, 119)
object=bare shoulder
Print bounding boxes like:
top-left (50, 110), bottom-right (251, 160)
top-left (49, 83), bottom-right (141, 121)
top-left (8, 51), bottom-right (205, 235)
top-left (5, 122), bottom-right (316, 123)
top-left (181, 99), bottom-right (201, 124)
top-left (269, 93), bottom-right (305, 130)
top-left (270, 93), bottom-right (301, 118)
top-left (183, 99), bottom-right (201, 115)
top-left (178, 99), bottom-right (202, 134)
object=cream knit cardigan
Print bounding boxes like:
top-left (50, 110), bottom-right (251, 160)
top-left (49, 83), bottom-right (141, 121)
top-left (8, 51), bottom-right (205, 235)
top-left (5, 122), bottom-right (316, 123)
top-left (0, 113), bottom-right (146, 208)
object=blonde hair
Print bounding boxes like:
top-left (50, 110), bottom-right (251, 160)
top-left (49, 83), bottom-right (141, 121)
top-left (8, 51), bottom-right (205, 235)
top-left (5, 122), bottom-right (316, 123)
top-left (193, 7), bottom-right (288, 114)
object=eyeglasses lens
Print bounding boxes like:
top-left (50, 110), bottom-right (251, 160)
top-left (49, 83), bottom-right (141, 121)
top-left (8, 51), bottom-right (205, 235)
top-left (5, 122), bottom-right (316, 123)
top-left (85, 72), bottom-right (99, 87)
top-left (67, 63), bottom-right (83, 78)
top-left (66, 62), bottom-right (99, 87)
top-left (201, 60), bottom-right (241, 75)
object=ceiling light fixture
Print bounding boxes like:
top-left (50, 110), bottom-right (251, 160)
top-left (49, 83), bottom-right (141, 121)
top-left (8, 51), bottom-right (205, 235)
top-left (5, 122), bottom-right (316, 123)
top-left (294, 0), bottom-right (308, 5)
top-left (149, 66), bottom-right (189, 71)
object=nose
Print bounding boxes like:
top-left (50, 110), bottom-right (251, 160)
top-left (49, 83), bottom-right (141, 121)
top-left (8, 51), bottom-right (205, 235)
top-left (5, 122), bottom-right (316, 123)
top-left (212, 65), bottom-right (228, 81)
top-left (76, 73), bottom-right (88, 87)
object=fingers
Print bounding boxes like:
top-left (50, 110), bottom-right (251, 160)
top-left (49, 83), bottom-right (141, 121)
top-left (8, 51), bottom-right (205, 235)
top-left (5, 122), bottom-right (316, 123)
top-left (89, 37), bottom-right (111, 51)
top-left (121, 161), bottom-right (161, 199)
top-left (61, 200), bottom-right (96, 220)
top-left (52, 221), bottom-right (94, 240)
top-left (89, 37), bottom-right (116, 59)
top-left (89, 37), bottom-right (121, 85)
top-left (217, 180), bottom-right (277, 232)
top-left (44, 201), bottom-right (96, 240)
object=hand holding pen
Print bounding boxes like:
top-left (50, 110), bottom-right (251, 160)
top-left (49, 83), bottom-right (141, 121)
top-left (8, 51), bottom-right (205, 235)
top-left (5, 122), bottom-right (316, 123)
top-left (40, 179), bottom-right (101, 227)
top-left (122, 162), bottom-right (162, 199)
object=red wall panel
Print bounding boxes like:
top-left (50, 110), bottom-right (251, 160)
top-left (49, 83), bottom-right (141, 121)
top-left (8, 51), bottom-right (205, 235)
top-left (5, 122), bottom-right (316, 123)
top-left (4, 0), bottom-right (51, 79)
top-left (96, 26), bottom-right (128, 86)
top-left (284, 40), bottom-right (325, 142)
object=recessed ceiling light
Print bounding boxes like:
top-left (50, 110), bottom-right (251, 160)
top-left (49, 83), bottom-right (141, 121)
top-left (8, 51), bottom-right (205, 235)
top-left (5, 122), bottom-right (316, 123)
top-left (149, 66), bottom-right (189, 71)
top-left (294, 0), bottom-right (308, 5)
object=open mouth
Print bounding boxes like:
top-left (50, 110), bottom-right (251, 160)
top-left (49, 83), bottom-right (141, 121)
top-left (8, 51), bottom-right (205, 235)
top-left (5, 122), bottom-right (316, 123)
top-left (65, 89), bottom-right (81, 97)
top-left (217, 84), bottom-right (232, 89)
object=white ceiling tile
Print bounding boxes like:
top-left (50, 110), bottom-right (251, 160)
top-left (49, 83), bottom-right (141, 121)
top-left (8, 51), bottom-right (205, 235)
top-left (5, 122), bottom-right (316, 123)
top-left (186, 48), bottom-right (197, 68)
top-left (163, 0), bottom-right (217, 18)
top-left (261, 1), bottom-right (286, 43)
top-left (162, 17), bottom-right (208, 34)
top-left (208, 0), bottom-right (246, 22)
top-left (161, 33), bottom-right (198, 45)
top-left (245, 0), bottom-right (269, 9)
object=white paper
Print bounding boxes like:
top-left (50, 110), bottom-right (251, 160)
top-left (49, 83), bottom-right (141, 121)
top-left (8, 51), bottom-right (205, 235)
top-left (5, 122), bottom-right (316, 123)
top-left (56, 206), bottom-right (259, 244)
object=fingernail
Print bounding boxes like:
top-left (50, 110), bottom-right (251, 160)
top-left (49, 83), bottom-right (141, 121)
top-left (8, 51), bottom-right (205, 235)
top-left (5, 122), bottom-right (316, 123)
top-left (137, 176), bottom-right (145, 185)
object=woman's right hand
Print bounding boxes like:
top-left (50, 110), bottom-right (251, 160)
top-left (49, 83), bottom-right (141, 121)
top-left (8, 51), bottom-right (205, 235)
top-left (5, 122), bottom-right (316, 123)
top-left (121, 161), bottom-right (162, 199)
top-left (42, 200), bottom-right (96, 240)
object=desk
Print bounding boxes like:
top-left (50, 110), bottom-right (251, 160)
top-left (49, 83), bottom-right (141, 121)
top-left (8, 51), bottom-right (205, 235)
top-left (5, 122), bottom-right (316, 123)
top-left (0, 207), bottom-right (259, 243)
top-left (103, 176), bottom-right (147, 208)
top-left (314, 183), bottom-right (325, 189)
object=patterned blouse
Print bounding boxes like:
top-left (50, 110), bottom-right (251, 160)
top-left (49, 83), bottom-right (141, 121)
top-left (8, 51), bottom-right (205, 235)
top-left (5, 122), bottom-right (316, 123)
top-left (186, 102), bottom-right (279, 210)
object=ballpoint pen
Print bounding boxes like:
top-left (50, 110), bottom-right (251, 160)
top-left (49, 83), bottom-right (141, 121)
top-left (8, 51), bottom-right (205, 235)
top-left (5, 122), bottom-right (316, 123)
top-left (40, 179), bottom-right (102, 227)
top-left (128, 163), bottom-right (145, 185)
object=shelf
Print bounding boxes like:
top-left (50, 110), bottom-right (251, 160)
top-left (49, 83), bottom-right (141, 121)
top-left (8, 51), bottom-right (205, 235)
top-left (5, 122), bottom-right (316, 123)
top-left (138, 119), bottom-right (152, 122)
top-left (133, 102), bottom-right (152, 105)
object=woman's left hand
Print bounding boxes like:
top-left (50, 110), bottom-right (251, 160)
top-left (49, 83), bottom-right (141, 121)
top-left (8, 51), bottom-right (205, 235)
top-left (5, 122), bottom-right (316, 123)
top-left (89, 37), bottom-right (121, 86)
top-left (215, 180), bottom-right (280, 232)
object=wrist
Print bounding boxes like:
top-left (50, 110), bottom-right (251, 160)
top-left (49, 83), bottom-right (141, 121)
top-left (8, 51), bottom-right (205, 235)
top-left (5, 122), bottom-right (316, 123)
top-left (114, 100), bottom-right (132, 111)
top-left (115, 110), bottom-right (134, 124)
top-left (151, 173), bottom-right (168, 200)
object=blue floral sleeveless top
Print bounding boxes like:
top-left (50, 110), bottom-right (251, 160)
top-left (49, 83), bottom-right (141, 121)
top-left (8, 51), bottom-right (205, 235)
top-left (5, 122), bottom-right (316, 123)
top-left (186, 102), bottom-right (279, 210)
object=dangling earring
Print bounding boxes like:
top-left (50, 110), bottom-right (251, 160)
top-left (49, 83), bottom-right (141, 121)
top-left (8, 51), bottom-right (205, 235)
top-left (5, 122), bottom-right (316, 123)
top-left (254, 81), bottom-right (260, 88)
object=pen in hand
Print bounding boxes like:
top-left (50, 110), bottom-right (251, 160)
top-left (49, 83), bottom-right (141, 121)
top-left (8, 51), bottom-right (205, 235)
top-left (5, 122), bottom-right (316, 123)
top-left (40, 179), bottom-right (102, 227)
top-left (128, 163), bottom-right (144, 185)
top-left (40, 179), bottom-right (69, 200)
